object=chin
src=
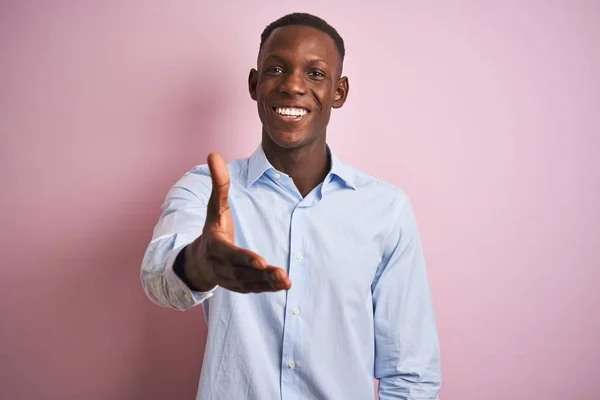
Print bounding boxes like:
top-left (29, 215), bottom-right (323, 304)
top-left (267, 129), bottom-right (310, 149)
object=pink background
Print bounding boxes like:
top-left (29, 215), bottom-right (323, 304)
top-left (1, 1), bottom-right (599, 399)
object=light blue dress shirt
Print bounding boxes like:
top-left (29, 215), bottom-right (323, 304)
top-left (141, 144), bottom-right (441, 400)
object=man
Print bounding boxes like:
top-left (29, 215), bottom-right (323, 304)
top-left (141, 12), bottom-right (441, 400)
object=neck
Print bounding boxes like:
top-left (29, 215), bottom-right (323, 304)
top-left (261, 132), bottom-right (330, 198)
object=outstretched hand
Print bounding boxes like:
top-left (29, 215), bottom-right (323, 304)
top-left (185, 152), bottom-right (291, 294)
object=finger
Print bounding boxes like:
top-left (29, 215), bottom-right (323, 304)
top-left (211, 258), bottom-right (289, 289)
top-left (238, 274), bottom-right (291, 293)
top-left (242, 281), bottom-right (280, 293)
top-left (267, 266), bottom-right (292, 290)
top-left (213, 260), bottom-right (272, 283)
top-left (206, 152), bottom-right (231, 223)
top-left (205, 235), bottom-right (267, 270)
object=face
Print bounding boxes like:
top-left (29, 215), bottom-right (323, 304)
top-left (248, 25), bottom-right (349, 149)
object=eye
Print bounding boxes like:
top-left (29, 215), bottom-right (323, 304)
top-left (308, 70), bottom-right (326, 79)
top-left (266, 66), bottom-right (284, 75)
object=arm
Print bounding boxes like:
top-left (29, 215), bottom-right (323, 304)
top-left (372, 192), bottom-right (441, 399)
top-left (140, 169), bottom-right (216, 311)
top-left (141, 155), bottom-right (290, 309)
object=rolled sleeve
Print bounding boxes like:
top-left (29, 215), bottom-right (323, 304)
top-left (142, 239), bottom-right (215, 311)
top-left (140, 167), bottom-right (216, 311)
top-left (372, 192), bottom-right (442, 399)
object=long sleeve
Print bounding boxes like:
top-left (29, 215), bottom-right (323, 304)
top-left (372, 192), bottom-right (442, 399)
top-left (140, 167), bottom-right (216, 311)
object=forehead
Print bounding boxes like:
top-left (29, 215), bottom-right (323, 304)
top-left (260, 25), bottom-right (340, 66)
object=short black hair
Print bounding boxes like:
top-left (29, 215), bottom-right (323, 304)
top-left (259, 13), bottom-right (345, 63)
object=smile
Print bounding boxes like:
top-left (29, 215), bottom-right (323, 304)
top-left (272, 106), bottom-right (310, 121)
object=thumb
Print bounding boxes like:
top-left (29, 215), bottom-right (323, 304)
top-left (206, 152), bottom-right (231, 223)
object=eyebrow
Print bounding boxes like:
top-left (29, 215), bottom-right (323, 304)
top-left (263, 54), bottom-right (330, 66)
top-left (309, 58), bottom-right (329, 65)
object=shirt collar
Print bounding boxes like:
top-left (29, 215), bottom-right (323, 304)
top-left (246, 143), bottom-right (356, 190)
top-left (328, 147), bottom-right (356, 190)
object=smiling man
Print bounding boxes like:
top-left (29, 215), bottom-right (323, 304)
top-left (141, 12), bottom-right (441, 400)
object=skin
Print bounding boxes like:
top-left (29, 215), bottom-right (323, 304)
top-left (184, 25), bottom-right (349, 294)
top-left (249, 25), bottom-right (349, 197)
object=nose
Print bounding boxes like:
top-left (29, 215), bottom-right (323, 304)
top-left (278, 70), bottom-right (306, 96)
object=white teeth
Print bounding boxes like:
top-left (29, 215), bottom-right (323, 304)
top-left (276, 107), bottom-right (307, 117)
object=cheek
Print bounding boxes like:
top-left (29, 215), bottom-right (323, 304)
top-left (318, 107), bottom-right (333, 123)
top-left (315, 86), bottom-right (336, 107)
top-left (315, 92), bottom-right (334, 115)
top-left (256, 91), bottom-right (271, 116)
top-left (256, 81), bottom-right (273, 101)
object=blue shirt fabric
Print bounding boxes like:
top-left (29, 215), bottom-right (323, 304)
top-left (141, 144), bottom-right (441, 400)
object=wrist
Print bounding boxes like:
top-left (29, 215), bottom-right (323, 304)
top-left (173, 245), bottom-right (198, 290)
top-left (181, 240), bottom-right (216, 292)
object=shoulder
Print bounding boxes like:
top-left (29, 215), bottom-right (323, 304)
top-left (347, 164), bottom-right (414, 216)
top-left (168, 157), bottom-right (248, 204)
top-left (346, 166), bottom-right (422, 253)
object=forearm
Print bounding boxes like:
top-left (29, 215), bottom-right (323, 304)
top-left (378, 370), bottom-right (441, 400)
top-left (376, 312), bottom-right (441, 399)
top-left (376, 315), bottom-right (441, 400)
top-left (373, 192), bottom-right (441, 399)
top-left (140, 170), bottom-right (216, 310)
top-left (141, 234), bottom-right (214, 311)
top-left (173, 239), bottom-right (217, 292)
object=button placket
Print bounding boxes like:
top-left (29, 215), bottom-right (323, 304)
top-left (281, 205), bottom-right (306, 392)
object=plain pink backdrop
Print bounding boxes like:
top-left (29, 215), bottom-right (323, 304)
top-left (1, 1), bottom-right (599, 399)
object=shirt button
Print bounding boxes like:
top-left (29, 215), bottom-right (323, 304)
top-left (274, 173), bottom-right (281, 179)
top-left (288, 360), bottom-right (296, 368)
top-left (296, 252), bottom-right (303, 261)
top-left (183, 293), bottom-right (192, 300)
top-left (292, 308), bottom-right (300, 315)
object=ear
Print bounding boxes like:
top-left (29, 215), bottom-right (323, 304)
top-left (248, 69), bottom-right (258, 101)
top-left (332, 76), bottom-right (349, 109)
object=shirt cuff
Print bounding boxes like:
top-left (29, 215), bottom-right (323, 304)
top-left (165, 244), bottom-right (217, 308)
